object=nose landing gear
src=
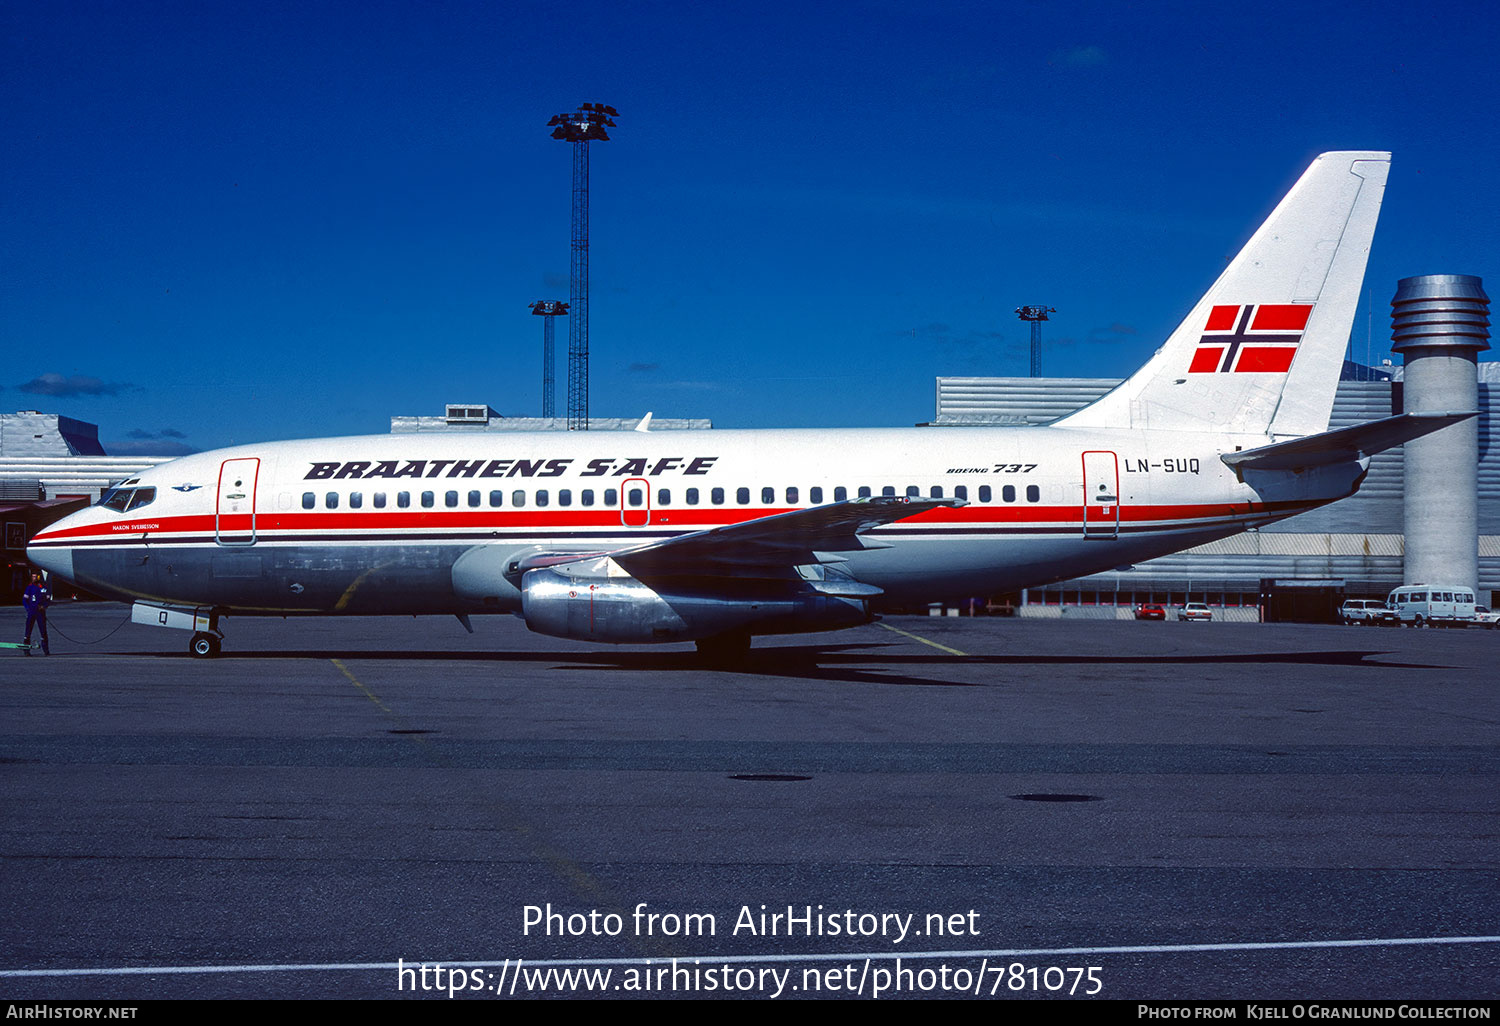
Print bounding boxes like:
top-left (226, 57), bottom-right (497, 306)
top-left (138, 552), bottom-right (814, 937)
top-left (189, 632), bottom-right (222, 658)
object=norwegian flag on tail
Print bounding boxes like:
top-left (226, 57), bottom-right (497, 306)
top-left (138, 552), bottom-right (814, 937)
top-left (1188, 304), bottom-right (1312, 373)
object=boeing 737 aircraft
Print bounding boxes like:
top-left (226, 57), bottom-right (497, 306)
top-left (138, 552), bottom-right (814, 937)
top-left (27, 151), bottom-right (1473, 657)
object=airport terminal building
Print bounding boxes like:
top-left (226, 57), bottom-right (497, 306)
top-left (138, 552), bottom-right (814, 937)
top-left (928, 362), bottom-right (1500, 614)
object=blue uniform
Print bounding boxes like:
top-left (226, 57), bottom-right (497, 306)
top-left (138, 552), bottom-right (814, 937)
top-left (22, 579), bottom-right (50, 655)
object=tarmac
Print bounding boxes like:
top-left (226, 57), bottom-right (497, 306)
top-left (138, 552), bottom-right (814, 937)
top-left (1, 603), bottom-right (1497, 1000)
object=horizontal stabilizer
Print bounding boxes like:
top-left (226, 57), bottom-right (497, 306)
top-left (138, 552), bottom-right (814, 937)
top-left (1221, 411), bottom-right (1478, 472)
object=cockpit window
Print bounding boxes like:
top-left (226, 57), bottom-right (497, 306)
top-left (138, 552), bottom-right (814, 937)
top-left (98, 479), bottom-right (139, 511)
top-left (98, 481), bottom-right (156, 514)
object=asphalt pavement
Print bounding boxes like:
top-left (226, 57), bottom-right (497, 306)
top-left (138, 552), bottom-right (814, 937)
top-left (1, 604), bottom-right (1496, 1000)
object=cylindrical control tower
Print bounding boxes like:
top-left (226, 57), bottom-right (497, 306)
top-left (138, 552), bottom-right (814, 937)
top-left (1391, 274), bottom-right (1491, 591)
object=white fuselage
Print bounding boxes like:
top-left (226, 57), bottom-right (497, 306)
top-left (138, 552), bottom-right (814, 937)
top-left (28, 425), bottom-right (1363, 616)
top-left (23, 152), bottom-right (1394, 653)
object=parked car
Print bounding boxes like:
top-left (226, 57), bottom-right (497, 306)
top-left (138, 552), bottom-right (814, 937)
top-left (1387, 585), bottom-right (1477, 627)
top-left (1340, 599), bottom-right (1398, 626)
top-left (1177, 602), bottom-right (1213, 621)
top-left (1473, 605), bottom-right (1500, 629)
top-left (1135, 604), bottom-right (1166, 621)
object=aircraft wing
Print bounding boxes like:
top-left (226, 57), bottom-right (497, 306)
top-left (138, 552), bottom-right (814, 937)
top-left (607, 496), bottom-right (964, 577)
top-left (1222, 411), bottom-right (1478, 472)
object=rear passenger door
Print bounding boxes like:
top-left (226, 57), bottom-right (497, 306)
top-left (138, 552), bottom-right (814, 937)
top-left (1082, 451), bottom-right (1119, 539)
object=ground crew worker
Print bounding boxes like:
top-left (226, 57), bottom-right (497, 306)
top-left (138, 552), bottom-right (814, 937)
top-left (22, 571), bottom-right (50, 656)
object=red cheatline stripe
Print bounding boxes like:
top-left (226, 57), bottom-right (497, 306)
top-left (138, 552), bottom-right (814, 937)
top-left (31, 500), bottom-right (1316, 545)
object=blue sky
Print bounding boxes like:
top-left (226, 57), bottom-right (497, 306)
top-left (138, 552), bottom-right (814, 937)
top-left (3, 0), bottom-right (1496, 454)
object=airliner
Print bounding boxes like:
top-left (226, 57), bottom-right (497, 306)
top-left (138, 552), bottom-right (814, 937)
top-left (27, 151), bottom-right (1472, 658)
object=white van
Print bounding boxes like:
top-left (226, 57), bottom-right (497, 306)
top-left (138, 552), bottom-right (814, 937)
top-left (1386, 585), bottom-right (1477, 627)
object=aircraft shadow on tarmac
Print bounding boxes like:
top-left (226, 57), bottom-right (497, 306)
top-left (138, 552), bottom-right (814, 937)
top-left (111, 643), bottom-right (1453, 687)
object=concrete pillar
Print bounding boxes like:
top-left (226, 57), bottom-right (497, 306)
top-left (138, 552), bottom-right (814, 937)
top-left (1391, 274), bottom-right (1490, 591)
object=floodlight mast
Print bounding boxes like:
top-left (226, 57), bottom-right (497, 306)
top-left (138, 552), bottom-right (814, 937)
top-left (1015, 305), bottom-right (1056, 377)
top-left (529, 300), bottom-right (569, 419)
top-left (547, 103), bottom-right (618, 430)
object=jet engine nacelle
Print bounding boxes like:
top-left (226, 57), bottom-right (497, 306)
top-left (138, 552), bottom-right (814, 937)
top-left (520, 566), bottom-right (874, 644)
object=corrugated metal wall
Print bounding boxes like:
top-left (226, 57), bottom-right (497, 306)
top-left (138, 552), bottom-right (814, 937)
top-left (934, 377), bottom-right (1117, 425)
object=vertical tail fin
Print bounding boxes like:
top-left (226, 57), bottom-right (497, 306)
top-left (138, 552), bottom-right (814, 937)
top-left (1056, 151), bottom-right (1390, 438)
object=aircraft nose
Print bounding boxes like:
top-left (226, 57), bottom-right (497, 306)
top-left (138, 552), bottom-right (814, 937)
top-left (27, 529), bottom-right (76, 582)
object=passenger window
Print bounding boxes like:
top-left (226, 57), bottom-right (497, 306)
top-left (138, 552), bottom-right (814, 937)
top-left (302, 492), bottom-right (315, 510)
top-left (882, 486), bottom-right (896, 496)
top-left (536, 490), bottom-right (549, 507)
top-left (1026, 485), bottom-right (1040, 502)
top-left (468, 490), bottom-right (481, 507)
top-left (559, 489), bottom-right (572, 507)
top-left (711, 488), bottom-right (725, 505)
top-left (604, 488), bottom-right (617, 505)
top-left (930, 486), bottom-right (943, 499)
top-left (906, 485), bottom-right (920, 497)
top-left (657, 488), bottom-right (670, 505)
top-left (627, 488), bottom-right (642, 507)
top-left (374, 492), bottom-right (387, 509)
top-left (397, 492), bottom-right (411, 508)
top-left (350, 492), bottom-right (363, 509)
top-left (421, 491), bottom-right (434, 508)
top-left (857, 487), bottom-right (871, 498)
top-left (489, 490), bottom-right (503, 507)
top-left (326, 492), bottom-right (339, 509)
top-left (787, 486), bottom-right (798, 504)
top-left (954, 485), bottom-right (967, 500)
top-left (512, 490), bottom-right (526, 507)
top-left (761, 487), bottom-right (774, 504)
top-left (445, 490), bottom-right (459, 507)
top-left (581, 489), bottom-right (595, 507)
top-left (978, 486), bottom-right (992, 503)
top-left (737, 487), bottom-right (750, 504)
top-left (809, 487), bottom-right (821, 503)
top-left (1002, 485), bottom-right (1015, 503)
top-left (686, 488), bottom-right (699, 505)
top-left (834, 487), bottom-right (847, 501)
